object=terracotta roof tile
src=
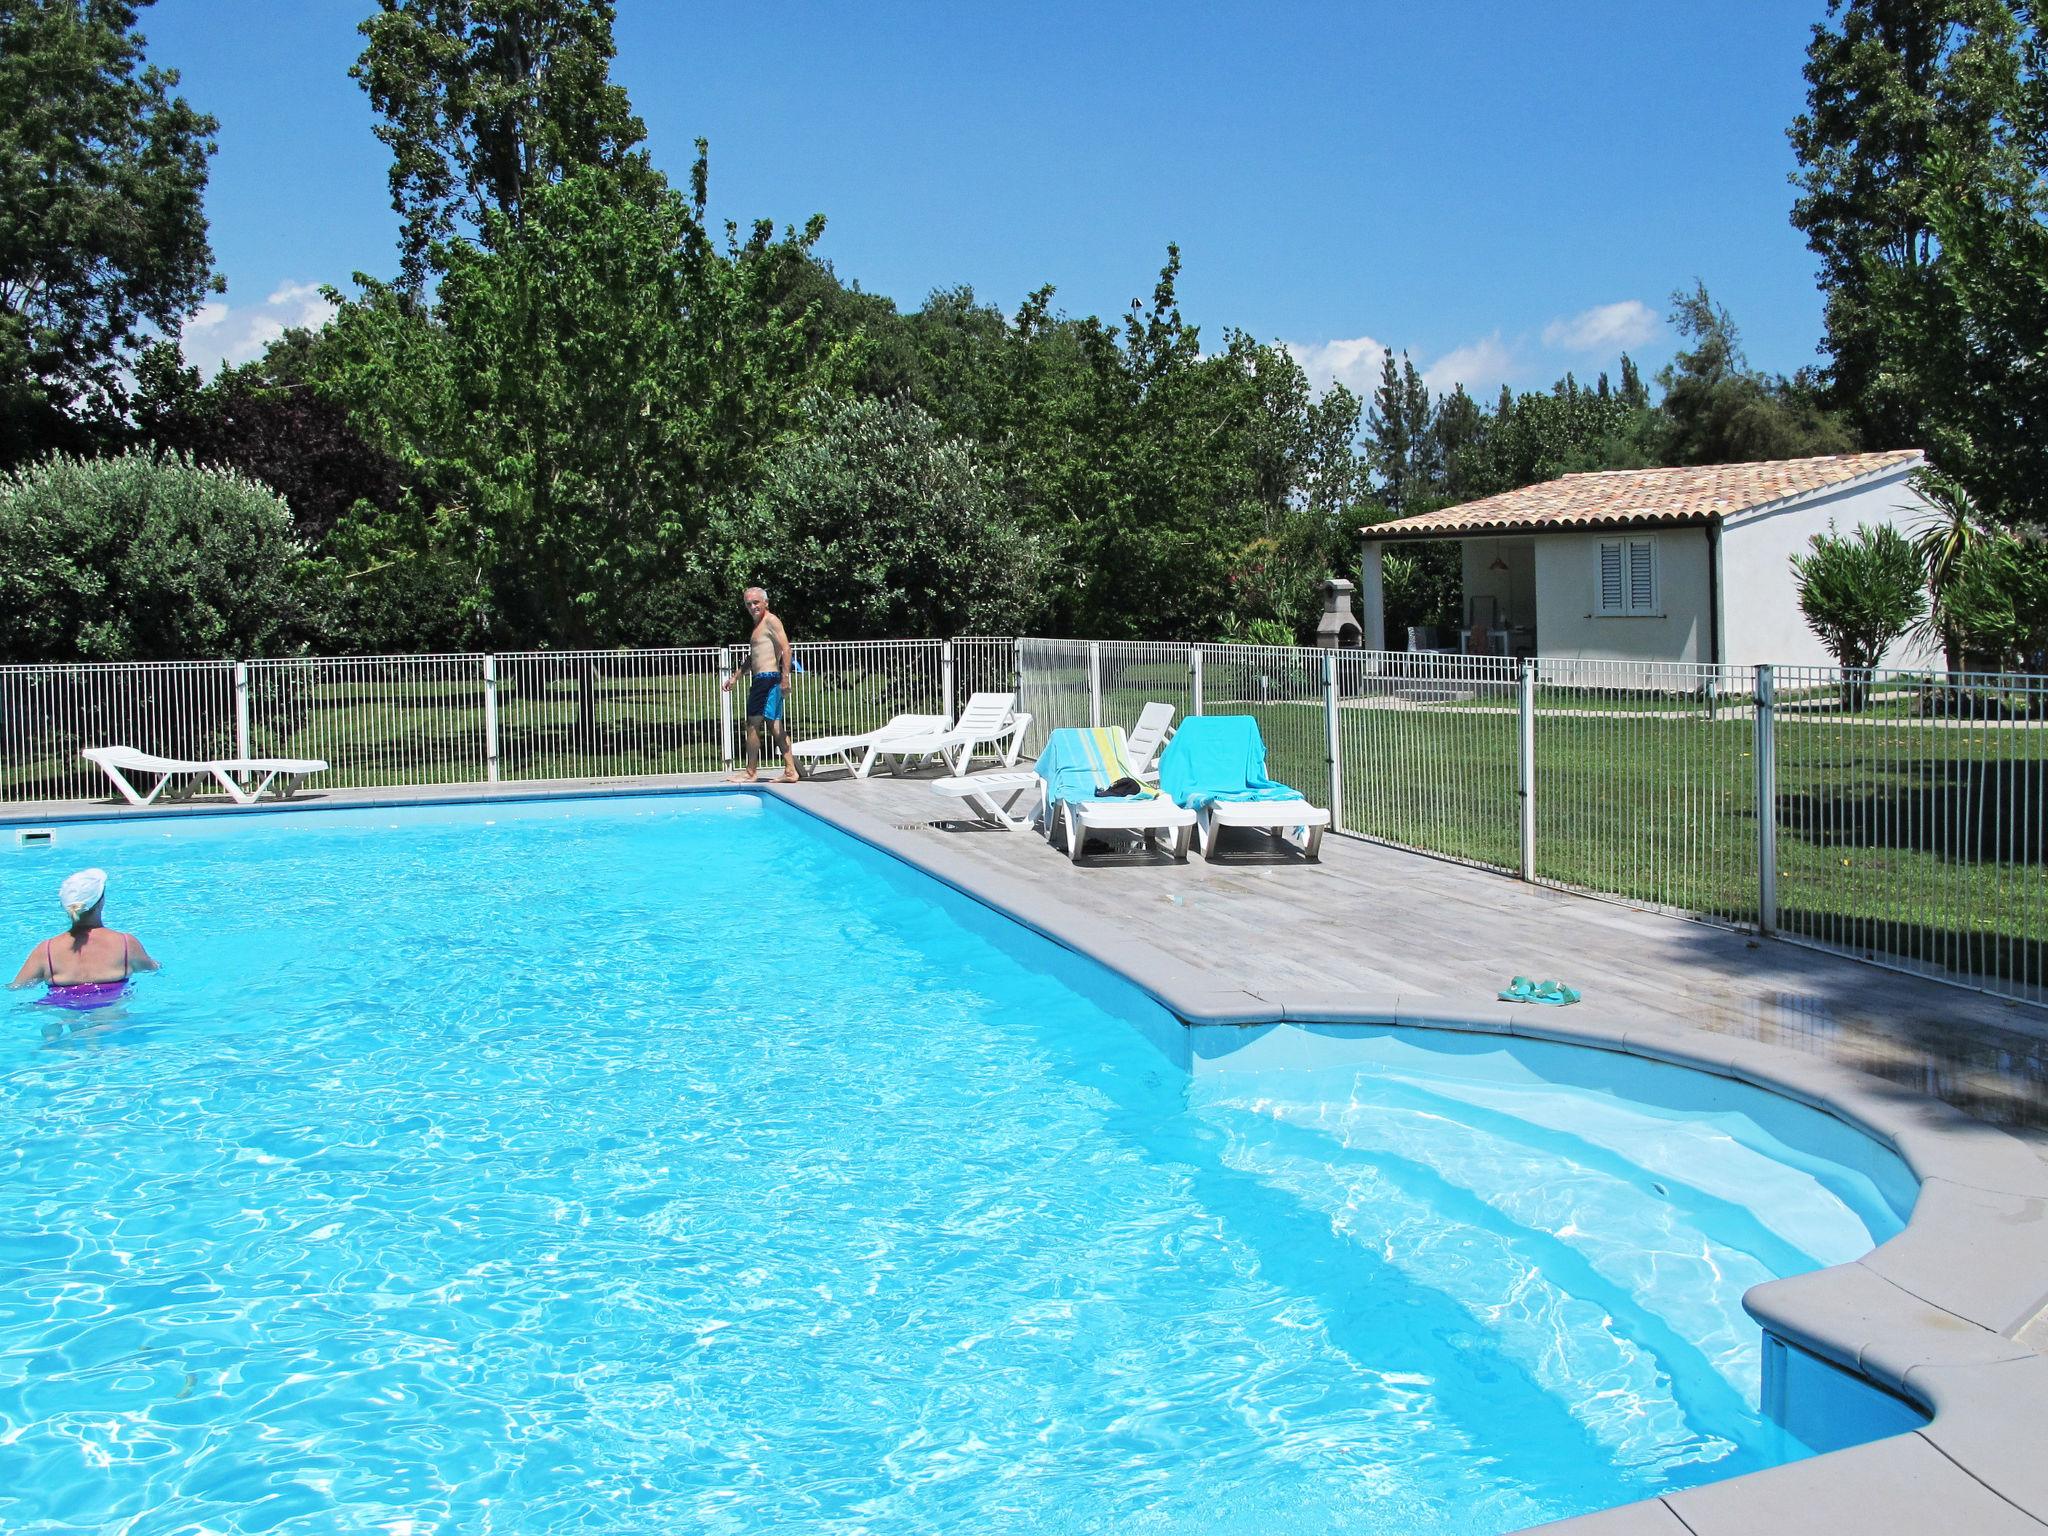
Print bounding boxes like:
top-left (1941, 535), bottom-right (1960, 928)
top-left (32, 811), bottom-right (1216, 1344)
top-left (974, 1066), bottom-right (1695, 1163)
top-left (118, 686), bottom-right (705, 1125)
top-left (1362, 451), bottom-right (1924, 539)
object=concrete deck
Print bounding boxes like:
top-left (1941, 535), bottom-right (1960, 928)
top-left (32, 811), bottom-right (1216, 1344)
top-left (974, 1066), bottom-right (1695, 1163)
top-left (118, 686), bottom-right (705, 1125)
top-left (9, 770), bottom-right (2048, 1535)
top-left (792, 769), bottom-right (2048, 1144)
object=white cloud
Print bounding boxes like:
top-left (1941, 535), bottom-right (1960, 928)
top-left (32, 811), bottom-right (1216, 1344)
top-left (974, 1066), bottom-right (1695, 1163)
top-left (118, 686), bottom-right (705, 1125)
top-left (1541, 299), bottom-right (1659, 354)
top-left (1280, 335), bottom-right (1389, 399)
top-left (178, 280), bottom-right (338, 374)
top-left (1421, 332), bottom-right (1516, 399)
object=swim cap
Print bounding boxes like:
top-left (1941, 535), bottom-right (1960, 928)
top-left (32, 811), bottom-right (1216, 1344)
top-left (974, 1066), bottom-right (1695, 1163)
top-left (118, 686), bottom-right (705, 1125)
top-left (59, 868), bottom-right (107, 920)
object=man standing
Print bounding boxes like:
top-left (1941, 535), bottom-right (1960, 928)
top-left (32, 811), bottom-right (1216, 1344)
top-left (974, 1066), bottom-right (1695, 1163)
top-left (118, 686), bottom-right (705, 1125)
top-left (722, 585), bottom-right (799, 783)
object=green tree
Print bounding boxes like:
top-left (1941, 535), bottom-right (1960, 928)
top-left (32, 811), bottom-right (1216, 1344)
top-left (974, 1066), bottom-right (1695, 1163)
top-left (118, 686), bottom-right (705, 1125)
top-left (322, 157), bottom-right (844, 650)
top-left (711, 392), bottom-right (1041, 639)
top-left (353, 0), bottom-right (658, 291)
top-left (1365, 348), bottom-right (1439, 518)
top-left (1789, 1), bottom-right (2024, 450)
top-left (1907, 466), bottom-right (1995, 669)
top-left (1790, 521), bottom-right (1928, 704)
top-left (0, 450), bottom-right (313, 661)
top-left (1913, 54), bottom-right (2048, 525)
top-left (0, 0), bottom-right (220, 465)
top-left (1658, 283), bottom-right (1856, 464)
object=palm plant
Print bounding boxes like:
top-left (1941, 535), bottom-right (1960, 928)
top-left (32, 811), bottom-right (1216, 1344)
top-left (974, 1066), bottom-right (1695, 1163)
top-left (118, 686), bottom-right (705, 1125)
top-left (1908, 467), bottom-right (1991, 672)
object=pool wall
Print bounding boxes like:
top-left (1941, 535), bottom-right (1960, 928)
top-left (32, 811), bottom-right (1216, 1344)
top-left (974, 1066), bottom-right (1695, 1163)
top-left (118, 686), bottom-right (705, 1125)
top-left (9, 779), bottom-right (2048, 1536)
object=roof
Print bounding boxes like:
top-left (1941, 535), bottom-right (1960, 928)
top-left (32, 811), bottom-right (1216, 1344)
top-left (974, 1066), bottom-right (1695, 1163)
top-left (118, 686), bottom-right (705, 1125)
top-left (1360, 450), bottom-right (1924, 540)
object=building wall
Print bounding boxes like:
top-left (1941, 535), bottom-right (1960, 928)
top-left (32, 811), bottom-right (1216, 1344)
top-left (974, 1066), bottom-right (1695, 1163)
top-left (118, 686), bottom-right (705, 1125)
top-left (1531, 527), bottom-right (1713, 666)
top-left (1718, 468), bottom-right (1946, 672)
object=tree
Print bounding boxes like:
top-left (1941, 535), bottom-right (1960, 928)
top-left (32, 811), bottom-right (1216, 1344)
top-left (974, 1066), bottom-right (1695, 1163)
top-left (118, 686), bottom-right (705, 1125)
top-left (1364, 349), bottom-right (1439, 518)
top-left (0, 450), bottom-right (313, 661)
top-left (0, 0), bottom-right (220, 466)
top-left (1914, 65), bottom-right (2048, 525)
top-left (1907, 466), bottom-right (1994, 670)
top-left (1790, 522), bottom-right (1928, 704)
top-left (712, 393), bottom-right (1041, 639)
top-left (132, 337), bottom-right (406, 546)
top-left (353, 0), bottom-right (658, 291)
top-left (1658, 283), bottom-right (1856, 464)
top-left (1789, 1), bottom-right (2024, 449)
top-left (322, 156), bottom-right (845, 651)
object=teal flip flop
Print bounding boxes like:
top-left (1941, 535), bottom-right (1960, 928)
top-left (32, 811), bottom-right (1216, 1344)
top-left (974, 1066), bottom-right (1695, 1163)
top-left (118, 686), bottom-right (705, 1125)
top-left (1498, 976), bottom-right (1581, 1006)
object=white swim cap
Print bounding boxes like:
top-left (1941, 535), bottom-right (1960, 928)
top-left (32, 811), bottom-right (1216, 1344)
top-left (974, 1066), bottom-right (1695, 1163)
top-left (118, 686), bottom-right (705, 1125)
top-left (59, 868), bottom-right (107, 920)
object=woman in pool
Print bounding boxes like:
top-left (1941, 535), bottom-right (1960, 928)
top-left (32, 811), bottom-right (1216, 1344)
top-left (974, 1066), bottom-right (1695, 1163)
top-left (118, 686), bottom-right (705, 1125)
top-left (9, 868), bottom-right (159, 1009)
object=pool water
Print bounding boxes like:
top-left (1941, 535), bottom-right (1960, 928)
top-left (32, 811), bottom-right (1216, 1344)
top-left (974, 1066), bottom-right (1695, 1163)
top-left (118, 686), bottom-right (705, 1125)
top-left (0, 793), bottom-right (1913, 1535)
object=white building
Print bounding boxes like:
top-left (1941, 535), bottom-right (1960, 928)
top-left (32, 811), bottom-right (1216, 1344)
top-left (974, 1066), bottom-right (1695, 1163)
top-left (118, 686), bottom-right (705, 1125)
top-left (1358, 450), bottom-right (1946, 671)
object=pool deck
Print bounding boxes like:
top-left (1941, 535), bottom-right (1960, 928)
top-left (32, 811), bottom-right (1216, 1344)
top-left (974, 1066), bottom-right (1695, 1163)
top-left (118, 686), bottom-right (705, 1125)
top-left (9, 771), bottom-right (2048, 1535)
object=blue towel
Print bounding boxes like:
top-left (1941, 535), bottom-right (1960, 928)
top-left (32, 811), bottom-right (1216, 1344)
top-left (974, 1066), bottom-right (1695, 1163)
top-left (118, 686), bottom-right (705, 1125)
top-left (1159, 715), bottom-right (1306, 811)
top-left (1035, 727), bottom-right (1157, 807)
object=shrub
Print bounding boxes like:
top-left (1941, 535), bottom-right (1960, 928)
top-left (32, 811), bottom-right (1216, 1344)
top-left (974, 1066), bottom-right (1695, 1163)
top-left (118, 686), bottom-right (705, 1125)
top-left (1790, 522), bottom-right (1927, 706)
top-left (0, 450), bottom-right (315, 661)
top-left (711, 393), bottom-right (1043, 639)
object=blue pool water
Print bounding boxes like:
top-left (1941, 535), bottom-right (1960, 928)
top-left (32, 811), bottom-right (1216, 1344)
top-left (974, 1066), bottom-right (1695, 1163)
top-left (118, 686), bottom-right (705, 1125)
top-left (0, 792), bottom-right (1915, 1535)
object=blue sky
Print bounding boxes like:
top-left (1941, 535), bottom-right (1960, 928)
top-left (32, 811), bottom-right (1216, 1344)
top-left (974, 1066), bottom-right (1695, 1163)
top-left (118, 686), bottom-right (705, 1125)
top-left (148, 0), bottom-right (1836, 403)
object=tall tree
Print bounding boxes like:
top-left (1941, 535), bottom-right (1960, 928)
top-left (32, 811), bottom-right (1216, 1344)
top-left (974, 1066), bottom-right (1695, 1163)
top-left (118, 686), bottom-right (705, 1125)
top-left (1364, 349), bottom-right (1438, 518)
top-left (1657, 282), bottom-right (1855, 464)
top-left (1789, 0), bottom-right (2025, 448)
top-left (0, 0), bottom-right (219, 465)
top-left (353, 0), bottom-right (657, 291)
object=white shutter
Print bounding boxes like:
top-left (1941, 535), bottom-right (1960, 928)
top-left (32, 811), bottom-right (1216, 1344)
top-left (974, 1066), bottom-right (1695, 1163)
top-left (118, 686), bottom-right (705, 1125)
top-left (1598, 540), bottom-right (1624, 613)
top-left (1626, 538), bottom-right (1657, 614)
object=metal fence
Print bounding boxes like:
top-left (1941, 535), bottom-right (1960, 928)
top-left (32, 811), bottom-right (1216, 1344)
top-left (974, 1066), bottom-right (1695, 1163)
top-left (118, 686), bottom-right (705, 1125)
top-left (4, 639), bottom-right (2044, 1006)
top-left (1011, 641), bottom-right (2048, 1008)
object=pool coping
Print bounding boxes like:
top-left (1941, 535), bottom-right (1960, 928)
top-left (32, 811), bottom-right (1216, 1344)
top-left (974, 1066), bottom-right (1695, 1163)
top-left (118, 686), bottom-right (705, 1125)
top-left (10, 779), bottom-right (2048, 1534)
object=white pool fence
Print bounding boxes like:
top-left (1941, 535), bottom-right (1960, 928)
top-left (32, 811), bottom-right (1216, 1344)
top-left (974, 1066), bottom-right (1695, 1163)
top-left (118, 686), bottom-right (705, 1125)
top-left (3, 637), bottom-right (2043, 1006)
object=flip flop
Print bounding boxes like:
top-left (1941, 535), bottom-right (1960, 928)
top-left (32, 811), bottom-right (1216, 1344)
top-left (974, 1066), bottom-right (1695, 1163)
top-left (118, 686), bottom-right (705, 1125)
top-left (1529, 979), bottom-right (1581, 1006)
top-left (1497, 975), bottom-right (1537, 1003)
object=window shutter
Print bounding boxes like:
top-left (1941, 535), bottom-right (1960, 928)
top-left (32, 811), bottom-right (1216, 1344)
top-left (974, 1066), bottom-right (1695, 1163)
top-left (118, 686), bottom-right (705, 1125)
top-left (1598, 540), bottom-right (1624, 613)
top-left (1627, 538), bottom-right (1656, 613)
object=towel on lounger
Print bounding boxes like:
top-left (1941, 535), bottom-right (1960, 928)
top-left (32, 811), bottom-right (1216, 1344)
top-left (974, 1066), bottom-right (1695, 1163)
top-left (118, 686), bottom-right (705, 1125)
top-left (1035, 727), bottom-right (1159, 808)
top-left (1159, 715), bottom-right (1308, 811)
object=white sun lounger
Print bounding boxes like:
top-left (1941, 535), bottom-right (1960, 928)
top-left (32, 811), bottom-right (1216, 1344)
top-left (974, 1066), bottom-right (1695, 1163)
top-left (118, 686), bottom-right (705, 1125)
top-left (1194, 799), bottom-right (1331, 861)
top-left (871, 692), bottom-right (1032, 777)
top-left (1125, 702), bottom-right (1176, 780)
top-left (791, 713), bottom-right (947, 778)
top-left (1055, 796), bottom-right (1195, 863)
top-left (82, 746), bottom-right (329, 807)
top-left (929, 770), bottom-right (1043, 831)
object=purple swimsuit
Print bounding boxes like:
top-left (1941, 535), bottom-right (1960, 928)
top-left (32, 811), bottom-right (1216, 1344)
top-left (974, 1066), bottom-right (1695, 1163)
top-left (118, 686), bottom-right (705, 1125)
top-left (35, 935), bottom-right (134, 1011)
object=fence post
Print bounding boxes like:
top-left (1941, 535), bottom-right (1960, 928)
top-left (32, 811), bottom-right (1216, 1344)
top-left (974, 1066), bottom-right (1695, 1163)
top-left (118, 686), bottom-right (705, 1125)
top-left (233, 661), bottom-right (251, 765)
top-left (718, 647), bottom-right (736, 769)
top-left (1755, 664), bottom-right (1777, 936)
top-left (1323, 650), bottom-right (1344, 830)
top-left (482, 654), bottom-right (500, 782)
top-left (941, 639), bottom-right (956, 726)
top-left (1012, 636), bottom-right (1024, 697)
top-left (1088, 641), bottom-right (1102, 729)
top-left (1517, 660), bottom-right (1536, 881)
top-left (1189, 647), bottom-right (1204, 716)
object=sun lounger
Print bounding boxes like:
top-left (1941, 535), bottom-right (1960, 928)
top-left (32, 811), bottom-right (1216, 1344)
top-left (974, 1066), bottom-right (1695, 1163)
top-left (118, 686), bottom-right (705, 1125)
top-left (1125, 702), bottom-right (1176, 780)
top-left (791, 713), bottom-right (947, 778)
top-left (929, 770), bottom-right (1043, 831)
top-left (1036, 726), bottom-right (1195, 863)
top-left (1157, 715), bottom-right (1330, 861)
top-left (82, 746), bottom-right (329, 807)
top-left (871, 692), bottom-right (1032, 777)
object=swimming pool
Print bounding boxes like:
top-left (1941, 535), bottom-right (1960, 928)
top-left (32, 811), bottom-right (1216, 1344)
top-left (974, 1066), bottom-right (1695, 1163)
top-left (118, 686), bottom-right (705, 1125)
top-left (0, 791), bottom-right (1918, 1534)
